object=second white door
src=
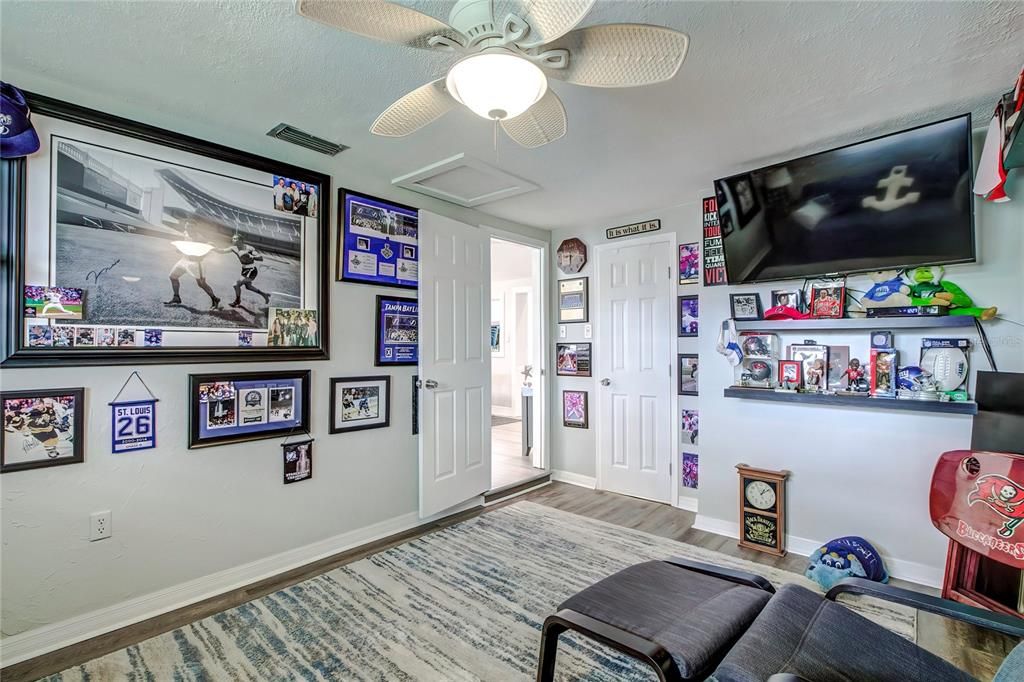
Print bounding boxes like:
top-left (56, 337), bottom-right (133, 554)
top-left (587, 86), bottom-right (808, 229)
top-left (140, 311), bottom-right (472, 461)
top-left (596, 238), bottom-right (674, 503)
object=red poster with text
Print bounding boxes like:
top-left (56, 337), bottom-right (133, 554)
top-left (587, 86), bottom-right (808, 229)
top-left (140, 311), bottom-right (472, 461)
top-left (702, 196), bottom-right (728, 286)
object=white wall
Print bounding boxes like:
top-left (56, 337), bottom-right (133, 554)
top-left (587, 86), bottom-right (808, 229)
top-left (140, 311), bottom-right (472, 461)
top-left (0, 82), bottom-right (548, 643)
top-left (550, 145), bottom-right (1024, 585)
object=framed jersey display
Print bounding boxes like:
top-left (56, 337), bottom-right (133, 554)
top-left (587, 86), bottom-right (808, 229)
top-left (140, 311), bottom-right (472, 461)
top-left (337, 189), bottom-right (418, 289)
top-left (1, 91), bottom-right (331, 366)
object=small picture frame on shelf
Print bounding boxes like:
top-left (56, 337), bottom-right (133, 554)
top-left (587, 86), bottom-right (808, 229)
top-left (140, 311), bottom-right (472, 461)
top-left (809, 281), bottom-right (846, 319)
top-left (771, 289), bottom-right (804, 311)
top-left (778, 360), bottom-right (802, 390)
top-left (678, 354), bottom-right (699, 395)
top-left (678, 295), bottom-right (699, 337)
top-left (730, 293), bottom-right (763, 321)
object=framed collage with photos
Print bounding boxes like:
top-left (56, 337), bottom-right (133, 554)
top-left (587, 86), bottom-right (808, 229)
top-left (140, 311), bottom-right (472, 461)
top-left (337, 189), bottom-right (418, 289)
top-left (1, 91), bottom-right (331, 366)
top-left (188, 370), bottom-right (310, 449)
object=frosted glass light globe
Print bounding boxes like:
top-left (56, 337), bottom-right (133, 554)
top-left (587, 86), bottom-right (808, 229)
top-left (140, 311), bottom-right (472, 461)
top-left (446, 52), bottom-right (547, 121)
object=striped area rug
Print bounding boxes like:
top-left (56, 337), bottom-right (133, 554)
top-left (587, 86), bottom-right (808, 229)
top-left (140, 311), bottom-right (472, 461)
top-left (46, 502), bottom-right (915, 681)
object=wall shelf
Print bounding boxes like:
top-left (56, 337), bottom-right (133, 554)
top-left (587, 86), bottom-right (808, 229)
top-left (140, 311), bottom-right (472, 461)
top-left (724, 386), bottom-right (978, 415)
top-left (734, 316), bottom-right (976, 332)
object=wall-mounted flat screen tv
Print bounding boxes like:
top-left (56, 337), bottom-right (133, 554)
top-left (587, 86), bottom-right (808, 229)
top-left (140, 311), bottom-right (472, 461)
top-left (714, 115), bottom-right (975, 283)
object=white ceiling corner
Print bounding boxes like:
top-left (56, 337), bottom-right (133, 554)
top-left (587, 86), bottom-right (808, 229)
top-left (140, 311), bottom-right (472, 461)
top-left (393, 153), bottom-right (539, 207)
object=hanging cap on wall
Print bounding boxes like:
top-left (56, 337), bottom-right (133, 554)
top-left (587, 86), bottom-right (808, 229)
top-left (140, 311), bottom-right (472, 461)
top-left (0, 83), bottom-right (41, 159)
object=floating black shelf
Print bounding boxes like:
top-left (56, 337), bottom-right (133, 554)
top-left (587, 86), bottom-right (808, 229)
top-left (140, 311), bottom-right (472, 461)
top-left (734, 316), bottom-right (975, 332)
top-left (724, 386), bottom-right (978, 415)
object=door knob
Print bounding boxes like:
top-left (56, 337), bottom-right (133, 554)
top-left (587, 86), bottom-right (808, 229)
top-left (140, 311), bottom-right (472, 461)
top-left (424, 379), bottom-right (439, 389)
top-left (600, 378), bottom-right (611, 386)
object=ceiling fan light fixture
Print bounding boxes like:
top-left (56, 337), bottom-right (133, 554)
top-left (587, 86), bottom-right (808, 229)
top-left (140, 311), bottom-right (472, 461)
top-left (446, 52), bottom-right (547, 121)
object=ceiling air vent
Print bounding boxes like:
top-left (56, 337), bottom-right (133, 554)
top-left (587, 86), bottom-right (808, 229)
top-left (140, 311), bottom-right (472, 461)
top-left (266, 123), bottom-right (348, 156)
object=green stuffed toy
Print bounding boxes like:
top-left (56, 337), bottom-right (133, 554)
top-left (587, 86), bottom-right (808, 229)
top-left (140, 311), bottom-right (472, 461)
top-left (906, 266), bottom-right (997, 320)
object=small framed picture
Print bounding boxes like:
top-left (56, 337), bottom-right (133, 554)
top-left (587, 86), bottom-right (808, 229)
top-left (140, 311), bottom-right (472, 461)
top-left (678, 354), bottom-right (699, 395)
top-left (330, 376), bottom-right (391, 433)
top-left (730, 293), bottom-right (763, 321)
top-left (2, 388), bottom-right (85, 473)
top-left (375, 295), bottom-right (418, 366)
top-left (267, 308), bottom-right (319, 347)
top-left (558, 277), bottom-right (589, 324)
top-left (562, 390), bottom-right (589, 429)
top-left (556, 342), bottom-right (592, 377)
top-left (188, 370), bottom-right (310, 449)
top-left (282, 439), bottom-right (313, 484)
top-left (678, 295), bottom-right (699, 337)
top-left (771, 289), bottom-right (804, 310)
top-left (809, 281), bottom-right (846, 319)
top-left (778, 360), bottom-right (802, 389)
top-left (789, 344), bottom-right (829, 391)
top-left (681, 452), bottom-right (699, 489)
top-left (678, 242), bottom-right (700, 285)
top-left (681, 409), bottom-right (699, 445)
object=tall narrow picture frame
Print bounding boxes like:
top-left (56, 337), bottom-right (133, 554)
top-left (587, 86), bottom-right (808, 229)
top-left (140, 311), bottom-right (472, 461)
top-left (374, 295), bottom-right (418, 366)
top-left (1, 91), bottom-right (331, 366)
top-left (337, 189), bottom-right (418, 289)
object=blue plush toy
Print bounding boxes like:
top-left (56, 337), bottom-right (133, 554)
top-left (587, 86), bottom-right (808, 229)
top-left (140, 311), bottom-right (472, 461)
top-left (804, 536), bottom-right (889, 592)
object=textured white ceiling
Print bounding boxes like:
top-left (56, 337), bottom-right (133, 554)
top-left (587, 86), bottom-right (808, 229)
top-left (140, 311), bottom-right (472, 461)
top-left (2, 1), bottom-right (1021, 232)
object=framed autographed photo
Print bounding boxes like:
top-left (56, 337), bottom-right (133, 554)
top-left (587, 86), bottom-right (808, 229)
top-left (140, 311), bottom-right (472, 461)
top-left (562, 390), bottom-right (588, 429)
top-left (678, 353), bottom-right (699, 395)
top-left (678, 295), bottom-right (699, 337)
top-left (337, 189), bottom-right (418, 288)
top-left (558, 277), bottom-right (589, 323)
top-left (556, 342), bottom-right (592, 377)
top-left (188, 370), bottom-right (310, 449)
top-left (375, 295), bottom-right (418, 366)
top-left (1, 91), bottom-right (331, 366)
top-left (1, 388), bottom-right (85, 473)
top-left (330, 376), bottom-right (391, 434)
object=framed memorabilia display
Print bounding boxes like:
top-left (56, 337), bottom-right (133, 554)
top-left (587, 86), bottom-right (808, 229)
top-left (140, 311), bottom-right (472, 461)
top-left (374, 295), bottom-right (418, 366)
top-left (1, 91), bottom-right (330, 366)
top-left (558, 277), bottom-right (589, 323)
top-left (778, 359), bottom-right (802, 390)
top-left (329, 376), bottom-right (391, 434)
top-left (788, 344), bottom-right (829, 392)
top-left (188, 370), bottom-right (310, 449)
top-left (736, 464), bottom-right (789, 556)
top-left (1, 388), bottom-right (85, 473)
top-left (282, 439), bottom-right (313, 484)
top-left (337, 189), bottom-right (418, 288)
top-left (771, 289), bottom-right (804, 310)
top-left (556, 238), bottom-right (587, 275)
top-left (562, 390), bottom-right (588, 428)
top-left (809, 281), bottom-right (846, 318)
top-left (681, 453), bottom-right (699, 489)
top-left (678, 353), bottom-right (699, 395)
top-left (678, 242), bottom-right (700, 285)
top-left (681, 409), bottom-right (698, 445)
top-left (556, 342), bottom-right (592, 377)
top-left (678, 295), bottom-right (699, 337)
top-left (729, 293), bottom-right (763, 321)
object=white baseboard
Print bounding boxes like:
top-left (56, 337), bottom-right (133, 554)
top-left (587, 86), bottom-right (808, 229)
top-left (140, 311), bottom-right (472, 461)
top-left (550, 470), bottom-right (596, 489)
top-left (692, 514), bottom-right (941, 588)
top-left (0, 501), bottom-right (480, 667)
top-left (676, 496), bottom-right (699, 512)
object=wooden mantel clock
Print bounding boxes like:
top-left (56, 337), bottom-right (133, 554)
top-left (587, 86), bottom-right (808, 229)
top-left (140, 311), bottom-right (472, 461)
top-left (736, 464), bottom-right (789, 556)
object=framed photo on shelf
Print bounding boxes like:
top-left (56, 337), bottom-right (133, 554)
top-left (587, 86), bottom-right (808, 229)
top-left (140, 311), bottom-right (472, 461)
top-left (282, 439), bottom-right (313, 484)
top-left (679, 242), bottom-right (700, 285)
top-left (809, 281), bottom-right (846, 318)
top-left (337, 189), bottom-right (418, 289)
top-left (771, 289), bottom-right (804, 310)
top-left (329, 376), bottom-right (391, 434)
top-left (188, 370), bottom-right (310, 449)
top-left (374, 295), bottom-right (418, 366)
top-left (678, 295), bottom-right (699, 337)
top-left (1, 91), bottom-right (330, 366)
top-left (556, 342), bottom-right (592, 377)
top-left (562, 390), bottom-right (589, 428)
top-left (788, 344), bottom-right (829, 391)
top-left (678, 354), bottom-right (699, 395)
top-left (558, 277), bottom-right (589, 323)
top-left (1, 388), bottom-right (85, 473)
top-left (778, 359), bottom-right (802, 389)
top-left (730, 293), bottom-right (763, 321)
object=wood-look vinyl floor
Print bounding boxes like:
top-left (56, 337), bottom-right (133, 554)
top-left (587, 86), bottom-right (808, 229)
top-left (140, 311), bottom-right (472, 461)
top-left (2, 482), bottom-right (1016, 681)
top-left (491, 419), bottom-right (539, 490)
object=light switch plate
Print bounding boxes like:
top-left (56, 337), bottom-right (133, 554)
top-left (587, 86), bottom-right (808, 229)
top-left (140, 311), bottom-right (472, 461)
top-left (559, 325), bottom-right (566, 339)
top-left (584, 324), bottom-right (592, 339)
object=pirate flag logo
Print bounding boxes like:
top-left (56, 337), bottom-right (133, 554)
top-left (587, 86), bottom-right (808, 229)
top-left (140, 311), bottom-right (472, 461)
top-left (969, 474), bottom-right (1024, 538)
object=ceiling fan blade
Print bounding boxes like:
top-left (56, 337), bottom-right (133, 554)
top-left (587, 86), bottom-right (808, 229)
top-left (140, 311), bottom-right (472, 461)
top-left (545, 24), bottom-right (689, 87)
top-left (494, 0), bottom-right (595, 45)
top-left (501, 89), bottom-right (566, 148)
top-left (296, 0), bottom-right (463, 50)
top-left (371, 79), bottom-right (455, 137)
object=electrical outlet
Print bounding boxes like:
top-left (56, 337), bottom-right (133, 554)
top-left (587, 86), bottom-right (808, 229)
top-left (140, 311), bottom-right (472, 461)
top-left (584, 324), bottom-right (592, 339)
top-left (559, 325), bottom-right (567, 339)
top-left (90, 511), bottom-right (112, 541)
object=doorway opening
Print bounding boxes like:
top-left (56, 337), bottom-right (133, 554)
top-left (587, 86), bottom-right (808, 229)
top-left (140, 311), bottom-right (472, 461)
top-left (489, 236), bottom-right (545, 491)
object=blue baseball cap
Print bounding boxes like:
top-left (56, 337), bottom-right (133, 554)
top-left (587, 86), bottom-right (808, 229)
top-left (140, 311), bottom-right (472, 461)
top-left (1, 82), bottom-right (40, 159)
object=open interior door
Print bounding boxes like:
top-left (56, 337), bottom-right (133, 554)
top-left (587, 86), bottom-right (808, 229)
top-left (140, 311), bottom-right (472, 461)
top-left (418, 211), bottom-right (491, 518)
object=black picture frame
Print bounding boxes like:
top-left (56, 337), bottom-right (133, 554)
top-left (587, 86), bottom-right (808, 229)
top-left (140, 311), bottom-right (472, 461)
top-left (336, 188), bottom-right (419, 289)
top-left (558, 276), bottom-right (589, 324)
top-left (282, 439), bottom-right (313, 484)
top-left (187, 370), bottom-right (311, 449)
top-left (678, 354), bottom-right (699, 396)
top-left (562, 390), bottom-right (589, 429)
top-left (0, 91), bottom-right (331, 367)
top-left (329, 375), bottom-right (391, 434)
top-left (678, 295), bottom-right (699, 337)
top-left (555, 342), bottom-right (592, 377)
top-left (374, 295), bottom-right (418, 366)
top-left (730, 293), bottom-right (764, 321)
top-left (1, 387), bottom-right (85, 473)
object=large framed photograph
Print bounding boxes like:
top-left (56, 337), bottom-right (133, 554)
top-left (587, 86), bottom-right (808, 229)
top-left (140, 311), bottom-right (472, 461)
top-left (556, 342), bottom-right (592, 377)
top-left (730, 293), bottom-right (763, 321)
top-left (188, 370), bottom-right (310, 449)
top-left (1, 92), bottom-right (330, 366)
top-left (558, 277), bottom-right (589, 323)
top-left (337, 189), bottom-right (418, 289)
top-left (2, 388), bottom-right (85, 473)
top-left (678, 295), bottom-right (699, 337)
top-left (678, 353), bottom-right (699, 395)
top-left (375, 295), bottom-right (418, 366)
top-left (562, 390), bottom-right (589, 429)
top-left (330, 376), bottom-right (391, 434)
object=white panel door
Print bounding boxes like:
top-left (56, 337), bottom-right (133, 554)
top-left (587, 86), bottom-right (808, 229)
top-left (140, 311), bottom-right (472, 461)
top-left (597, 239), bottom-right (673, 503)
top-left (419, 211), bottom-right (491, 518)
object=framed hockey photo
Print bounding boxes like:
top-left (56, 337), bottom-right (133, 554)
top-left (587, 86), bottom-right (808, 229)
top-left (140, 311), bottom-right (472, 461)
top-left (337, 189), bottom-right (418, 289)
top-left (678, 354), bottom-right (699, 395)
top-left (2, 388), bottom-right (85, 473)
top-left (562, 390), bottom-right (588, 429)
top-left (330, 376), bottom-right (391, 434)
top-left (374, 295), bottom-right (418, 366)
top-left (730, 293), bottom-right (763, 321)
top-left (188, 370), bottom-right (310, 449)
top-left (678, 295), bottom-right (699, 337)
top-left (282, 439), bottom-right (313, 484)
top-left (556, 342), bottom-right (592, 377)
top-left (1, 91), bottom-right (330, 367)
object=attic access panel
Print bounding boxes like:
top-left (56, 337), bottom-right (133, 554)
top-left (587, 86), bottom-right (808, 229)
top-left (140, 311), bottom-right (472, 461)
top-left (393, 153), bottom-right (538, 207)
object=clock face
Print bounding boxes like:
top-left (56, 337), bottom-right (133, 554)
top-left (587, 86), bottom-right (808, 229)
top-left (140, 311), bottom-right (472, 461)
top-left (745, 480), bottom-right (776, 510)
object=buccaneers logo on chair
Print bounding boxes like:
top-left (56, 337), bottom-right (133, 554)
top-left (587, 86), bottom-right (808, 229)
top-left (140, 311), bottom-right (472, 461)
top-left (969, 474), bottom-right (1024, 538)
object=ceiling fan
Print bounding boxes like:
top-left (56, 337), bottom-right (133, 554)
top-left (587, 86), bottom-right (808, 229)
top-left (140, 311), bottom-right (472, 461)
top-left (296, 0), bottom-right (689, 148)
